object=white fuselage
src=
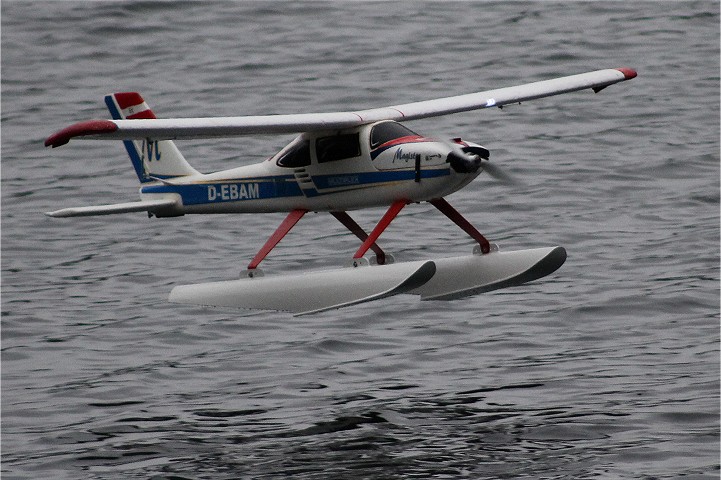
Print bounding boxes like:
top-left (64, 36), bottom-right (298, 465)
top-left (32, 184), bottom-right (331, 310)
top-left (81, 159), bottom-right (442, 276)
top-left (140, 121), bottom-right (484, 216)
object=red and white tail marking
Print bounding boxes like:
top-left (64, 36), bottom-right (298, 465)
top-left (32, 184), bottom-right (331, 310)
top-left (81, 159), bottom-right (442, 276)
top-left (114, 92), bottom-right (156, 120)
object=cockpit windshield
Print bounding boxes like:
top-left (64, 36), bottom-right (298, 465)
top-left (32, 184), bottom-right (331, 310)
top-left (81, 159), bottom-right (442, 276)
top-left (369, 122), bottom-right (419, 149)
top-left (276, 137), bottom-right (311, 168)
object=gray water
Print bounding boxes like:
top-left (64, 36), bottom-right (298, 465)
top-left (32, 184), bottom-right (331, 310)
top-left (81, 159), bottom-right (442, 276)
top-left (2, 1), bottom-right (719, 478)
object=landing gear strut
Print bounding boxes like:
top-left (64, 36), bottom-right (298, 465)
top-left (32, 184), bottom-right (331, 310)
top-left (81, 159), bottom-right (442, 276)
top-left (429, 198), bottom-right (491, 254)
top-left (243, 197), bottom-right (492, 275)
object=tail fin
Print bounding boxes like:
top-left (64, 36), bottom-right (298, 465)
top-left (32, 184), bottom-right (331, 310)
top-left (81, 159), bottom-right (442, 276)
top-left (104, 92), bottom-right (200, 183)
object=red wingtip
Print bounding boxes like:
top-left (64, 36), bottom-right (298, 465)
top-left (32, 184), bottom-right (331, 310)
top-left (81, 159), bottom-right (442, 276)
top-left (44, 120), bottom-right (118, 148)
top-left (616, 67), bottom-right (637, 80)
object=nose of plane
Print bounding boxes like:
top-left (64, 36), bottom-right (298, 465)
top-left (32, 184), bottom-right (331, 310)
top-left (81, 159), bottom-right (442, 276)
top-left (447, 149), bottom-right (482, 173)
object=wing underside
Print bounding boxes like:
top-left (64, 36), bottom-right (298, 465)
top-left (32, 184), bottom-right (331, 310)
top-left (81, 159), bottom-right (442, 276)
top-left (45, 68), bottom-right (636, 147)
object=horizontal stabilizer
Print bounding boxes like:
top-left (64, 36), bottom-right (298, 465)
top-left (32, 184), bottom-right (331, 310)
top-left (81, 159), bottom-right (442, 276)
top-left (169, 260), bottom-right (436, 315)
top-left (168, 246), bottom-right (566, 314)
top-left (45, 197), bottom-right (179, 217)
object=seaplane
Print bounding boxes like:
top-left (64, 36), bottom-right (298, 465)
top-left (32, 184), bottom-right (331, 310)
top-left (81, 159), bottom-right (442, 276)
top-left (45, 67), bottom-right (636, 315)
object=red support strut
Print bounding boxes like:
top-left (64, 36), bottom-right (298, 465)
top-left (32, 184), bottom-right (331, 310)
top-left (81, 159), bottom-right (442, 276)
top-left (353, 200), bottom-right (408, 260)
top-left (248, 209), bottom-right (308, 270)
top-left (330, 211), bottom-right (387, 265)
top-left (429, 198), bottom-right (491, 254)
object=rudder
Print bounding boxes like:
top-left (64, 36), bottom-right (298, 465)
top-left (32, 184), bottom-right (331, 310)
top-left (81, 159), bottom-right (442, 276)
top-left (105, 92), bottom-right (200, 183)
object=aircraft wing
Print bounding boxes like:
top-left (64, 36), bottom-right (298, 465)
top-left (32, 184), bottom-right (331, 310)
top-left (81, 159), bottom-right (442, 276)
top-left (45, 67), bottom-right (636, 147)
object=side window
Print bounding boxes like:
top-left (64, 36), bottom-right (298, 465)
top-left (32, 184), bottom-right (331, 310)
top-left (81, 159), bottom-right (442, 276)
top-left (276, 140), bottom-right (311, 168)
top-left (316, 133), bottom-right (360, 163)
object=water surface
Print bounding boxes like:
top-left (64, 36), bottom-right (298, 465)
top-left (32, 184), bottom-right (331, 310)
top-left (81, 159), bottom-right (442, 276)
top-left (2, 2), bottom-right (719, 478)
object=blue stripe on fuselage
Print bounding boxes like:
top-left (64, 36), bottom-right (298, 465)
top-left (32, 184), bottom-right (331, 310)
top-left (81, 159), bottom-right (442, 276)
top-left (141, 169), bottom-right (450, 205)
top-left (141, 176), bottom-right (302, 205)
top-left (311, 169), bottom-right (449, 189)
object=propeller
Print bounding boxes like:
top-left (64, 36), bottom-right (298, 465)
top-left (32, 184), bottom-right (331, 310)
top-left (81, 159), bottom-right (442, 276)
top-left (445, 141), bottom-right (518, 185)
top-left (480, 159), bottom-right (519, 185)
